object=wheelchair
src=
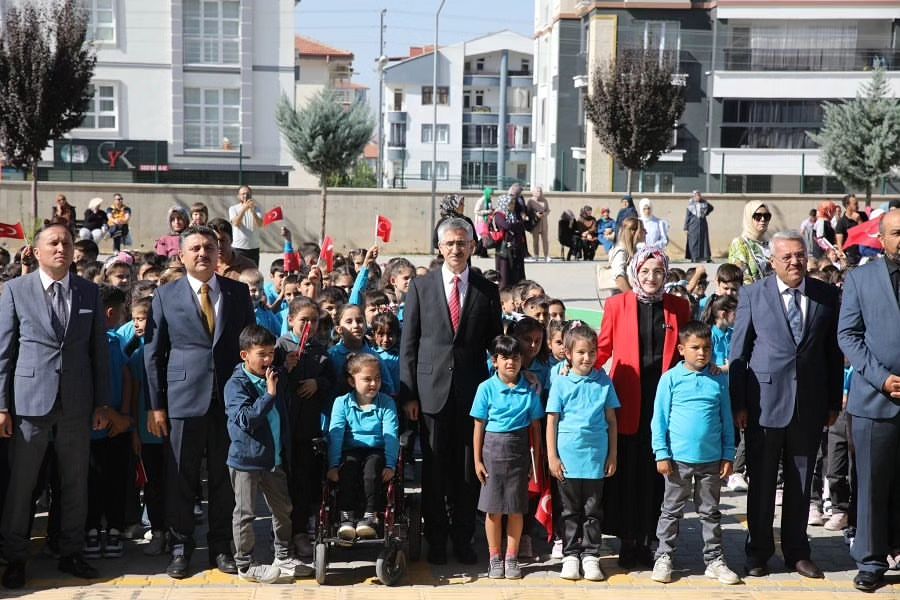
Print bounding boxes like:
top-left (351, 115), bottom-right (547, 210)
top-left (311, 431), bottom-right (421, 586)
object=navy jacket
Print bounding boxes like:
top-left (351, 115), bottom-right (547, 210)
top-left (838, 259), bottom-right (900, 420)
top-left (729, 275), bottom-right (842, 430)
top-left (224, 363), bottom-right (292, 471)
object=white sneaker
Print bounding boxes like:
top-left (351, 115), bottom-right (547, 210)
top-left (545, 256), bottom-right (552, 263)
top-left (581, 555), bottom-right (605, 581)
top-left (273, 556), bottom-right (313, 578)
top-left (808, 504), bottom-right (825, 526)
top-left (824, 512), bottom-right (848, 531)
top-left (238, 563), bottom-right (281, 584)
top-left (518, 534), bottom-right (534, 560)
top-left (727, 473), bottom-right (749, 491)
top-left (651, 554), bottom-right (673, 583)
top-left (551, 539), bottom-right (564, 560)
top-left (705, 557), bottom-right (741, 584)
top-left (775, 488), bottom-right (783, 506)
top-left (560, 555), bottom-right (581, 580)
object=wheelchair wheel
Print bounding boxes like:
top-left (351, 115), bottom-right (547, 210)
top-left (376, 544), bottom-right (406, 586)
top-left (314, 542), bottom-right (328, 585)
top-left (406, 495), bottom-right (422, 562)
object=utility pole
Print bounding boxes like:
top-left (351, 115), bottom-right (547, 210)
top-left (430, 0), bottom-right (446, 253)
top-left (376, 9), bottom-right (386, 188)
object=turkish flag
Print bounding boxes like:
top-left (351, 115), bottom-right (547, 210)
top-left (283, 251), bottom-right (303, 273)
top-left (318, 235), bottom-right (335, 272)
top-left (534, 478), bottom-right (553, 542)
top-left (376, 215), bottom-right (392, 243)
top-left (0, 222), bottom-right (25, 240)
top-left (844, 216), bottom-right (883, 250)
top-left (263, 206), bottom-right (283, 226)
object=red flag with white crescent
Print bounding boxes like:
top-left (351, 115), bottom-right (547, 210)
top-left (0, 222), bottom-right (25, 240)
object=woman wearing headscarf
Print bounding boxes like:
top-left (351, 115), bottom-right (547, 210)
top-left (614, 195), bottom-right (638, 241)
top-left (155, 205), bottom-right (189, 259)
top-left (527, 186), bottom-right (551, 261)
top-left (639, 198), bottom-right (670, 250)
top-left (432, 194), bottom-right (475, 251)
top-left (596, 246), bottom-right (692, 567)
top-left (684, 190), bottom-right (714, 262)
top-left (727, 202), bottom-right (772, 285)
top-left (493, 183), bottom-right (528, 288)
top-left (473, 187), bottom-right (494, 258)
top-left (576, 205), bottom-right (599, 261)
top-left (813, 200), bottom-right (843, 264)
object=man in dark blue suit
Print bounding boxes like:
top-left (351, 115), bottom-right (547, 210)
top-left (730, 230), bottom-right (842, 579)
top-left (145, 225), bottom-right (254, 579)
top-left (838, 209), bottom-right (900, 592)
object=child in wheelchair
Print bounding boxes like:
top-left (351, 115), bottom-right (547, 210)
top-left (327, 353), bottom-right (400, 541)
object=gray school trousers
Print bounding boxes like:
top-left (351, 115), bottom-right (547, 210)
top-left (655, 460), bottom-right (723, 564)
top-left (229, 466), bottom-right (293, 568)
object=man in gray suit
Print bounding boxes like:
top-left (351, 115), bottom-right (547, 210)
top-left (730, 230), bottom-right (842, 579)
top-left (145, 225), bottom-right (254, 579)
top-left (0, 223), bottom-right (110, 589)
top-left (838, 209), bottom-right (900, 592)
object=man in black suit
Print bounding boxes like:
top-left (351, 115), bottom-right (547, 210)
top-left (144, 226), bottom-right (255, 578)
top-left (730, 230), bottom-right (842, 580)
top-left (838, 209), bottom-right (900, 592)
top-left (400, 217), bottom-right (502, 565)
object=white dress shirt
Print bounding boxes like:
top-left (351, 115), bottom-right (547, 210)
top-left (38, 269), bottom-right (72, 318)
top-left (186, 273), bottom-right (222, 321)
top-left (441, 264), bottom-right (470, 311)
top-left (775, 276), bottom-right (808, 323)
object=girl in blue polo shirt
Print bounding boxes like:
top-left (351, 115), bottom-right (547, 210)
top-left (546, 322), bottom-right (620, 582)
top-left (703, 294), bottom-right (737, 370)
top-left (471, 336), bottom-right (544, 581)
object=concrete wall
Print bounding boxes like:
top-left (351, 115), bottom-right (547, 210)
top-left (1, 182), bottom-right (895, 257)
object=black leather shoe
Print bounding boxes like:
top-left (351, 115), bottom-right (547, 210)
top-left (453, 543), bottom-right (478, 565)
top-left (58, 554), bottom-right (98, 579)
top-left (212, 553), bottom-right (238, 575)
top-left (427, 542), bottom-right (447, 565)
top-left (792, 559), bottom-right (824, 579)
top-left (853, 571), bottom-right (881, 592)
top-left (2, 561), bottom-right (26, 589)
top-left (745, 563), bottom-right (769, 577)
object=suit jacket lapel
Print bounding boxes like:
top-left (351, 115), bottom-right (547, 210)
top-left (764, 276), bottom-right (795, 344)
top-left (177, 277), bottom-right (209, 341)
top-left (63, 276), bottom-right (83, 343)
top-left (429, 270), bottom-right (454, 337)
top-left (662, 295), bottom-right (680, 368)
top-left (30, 272), bottom-right (57, 341)
top-left (877, 260), bottom-right (900, 319)
top-left (457, 272), bottom-right (478, 338)
top-left (800, 277), bottom-right (820, 345)
top-left (213, 275), bottom-right (228, 347)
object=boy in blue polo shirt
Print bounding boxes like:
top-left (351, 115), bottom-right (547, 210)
top-left (225, 325), bottom-right (312, 583)
top-left (546, 322), bottom-right (619, 582)
top-left (650, 321), bottom-right (739, 585)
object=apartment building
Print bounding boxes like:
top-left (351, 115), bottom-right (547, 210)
top-left (382, 30), bottom-right (534, 191)
top-left (534, 0), bottom-right (900, 194)
top-left (0, 0), bottom-right (297, 185)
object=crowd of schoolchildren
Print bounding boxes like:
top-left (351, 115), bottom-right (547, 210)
top-left (0, 198), bottom-right (873, 587)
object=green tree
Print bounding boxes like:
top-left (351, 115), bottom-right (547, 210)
top-left (277, 90), bottom-right (374, 241)
top-left (809, 68), bottom-right (900, 206)
top-left (584, 50), bottom-right (686, 193)
top-left (327, 160), bottom-right (377, 188)
top-left (0, 0), bottom-right (96, 224)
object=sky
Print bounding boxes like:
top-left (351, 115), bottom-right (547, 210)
top-left (294, 0), bottom-right (534, 96)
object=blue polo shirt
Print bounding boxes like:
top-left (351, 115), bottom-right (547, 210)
top-left (255, 304), bottom-right (282, 337)
top-left (243, 366), bottom-right (282, 466)
top-left (546, 368), bottom-right (620, 479)
top-left (651, 362), bottom-right (735, 464)
top-left (470, 374), bottom-right (544, 433)
top-left (327, 392), bottom-right (399, 469)
top-left (711, 325), bottom-right (733, 367)
top-left (95, 330), bottom-right (130, 441)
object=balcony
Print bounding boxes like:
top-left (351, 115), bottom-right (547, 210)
top-left (464, 74), bottom-right (501, 87)
top-left (386, 147), bottom-right (406, 161)
top-left (387, 111), bottom-right (407, 124)
top-left (573, 74), bottom-right (589, 89)
top-left (721, 48), bottom-right (900, 72)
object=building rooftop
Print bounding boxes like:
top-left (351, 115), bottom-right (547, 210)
top-left (295, 35), bottom-right (354, 60)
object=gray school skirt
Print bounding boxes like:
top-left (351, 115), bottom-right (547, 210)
top-left (478, 428), bottom-right (531, 515)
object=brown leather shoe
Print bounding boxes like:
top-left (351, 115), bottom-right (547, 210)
top-left (792, 559), bottom-right (824, 579)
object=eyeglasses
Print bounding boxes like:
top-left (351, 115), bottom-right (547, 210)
top-left (752, 213), bottom-right (772, 222)
top-left (440, 241), bottom-right (471, 249)
top-left (773, 252), bottom-right (807, 264)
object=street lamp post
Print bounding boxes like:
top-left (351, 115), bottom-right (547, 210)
top-left (430, 0), bottom-right (446, 254)
top-left (376, 9), bottom-right (386, 189)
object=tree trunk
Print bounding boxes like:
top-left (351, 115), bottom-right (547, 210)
top-left (319, 176), bottom-right (328, 243)
top-left (626, 168), bottom-right (633, 194)
top-left (865, 182), bottom-right (872, 208)
top-left (31, 161), bottom-right (39, 226)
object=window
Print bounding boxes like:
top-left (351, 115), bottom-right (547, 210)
top-left (436, 124), bottom-right (449, 143)
top-left (421, 86), bottom-right (449, 105)
top-left (462, 161), bottom-right (497, 188)
top-left (86, 0), bottom-right (115, 43)
top-left (640, 172), bottom-right (675, 193)
top-left (392, 90), bottom-right (403, 111)
top-left (721, 99), bottom-right (826, 149)
top-left (80, 84), bottom-right (117, 129)
top-left (725, 175), bottom-right (772, 193)
top-left (522, 126), bottom-right (531, 146)
top-left (463, 91), bottom-right (471, 109)
top-left (422, 124), bottom-right (432, 143)
top-left (183, 88), bottom-right (240, 150)
top-left (184, 0), bottom-right (241, 65)
top-left (475, 90), bottom-right (484, 107)
top-left (516, 163), bottom-right (528, 181)
top-left (462, 125), bottom-right (498, 147)
top-left (726, 22), bottom-right (859, 71)
top-left (521, 58), bottom-right (530, 74)
top-left (420, 161), bottom-right (449, 180)
top-left (389, 123), bottom-right (406, 147)
top-left (627, 21), bottom-right (680, 69)
top-left (476, 58), bottom-right (485, 72)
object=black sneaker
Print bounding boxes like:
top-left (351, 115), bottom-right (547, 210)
top-left (83, 529), bottom-right (101, 559)
top-left (103, 529), bottom-right (123, 558)
top-left (338, 512), bottom-right (356, 541)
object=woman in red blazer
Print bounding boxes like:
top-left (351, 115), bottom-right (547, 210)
top-left (595, 246), bottom-right (691, 568)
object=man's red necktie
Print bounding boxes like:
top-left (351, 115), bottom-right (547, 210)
top-left (449, 275), bottom-right (461, 333)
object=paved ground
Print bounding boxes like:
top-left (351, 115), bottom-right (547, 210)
top-left (10, 254), bottom-right (891, 597)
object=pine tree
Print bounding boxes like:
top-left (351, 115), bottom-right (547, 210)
top-left (584, 50), bottom-right (686, 193)
top-left (276, 90), bottom-right (374, 242)
top-left (0, 0), bottom-right (96, 224)
top-left (810, 68), bottom-right (900, 206)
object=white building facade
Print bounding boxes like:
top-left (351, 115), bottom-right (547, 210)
top-left (382, 30), bottom-right (534, 191)
top-left (0, 0), bottom-right (297, 185)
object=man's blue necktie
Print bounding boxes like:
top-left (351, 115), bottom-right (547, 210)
top-left (787, 288), bottom-right (803, 344)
